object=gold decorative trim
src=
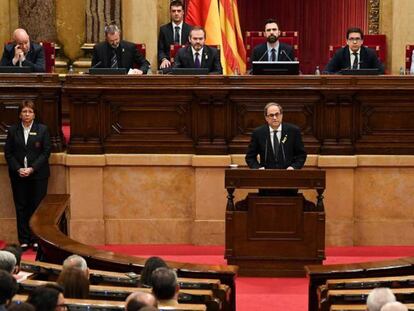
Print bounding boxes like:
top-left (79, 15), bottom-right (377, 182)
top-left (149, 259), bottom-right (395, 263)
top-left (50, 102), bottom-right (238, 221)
top-left (368, 0), bottom-right (380, 34)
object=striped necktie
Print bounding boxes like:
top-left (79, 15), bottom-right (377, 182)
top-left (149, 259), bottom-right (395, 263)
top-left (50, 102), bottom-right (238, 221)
top-left (111, 49), bottom-right (118, 68)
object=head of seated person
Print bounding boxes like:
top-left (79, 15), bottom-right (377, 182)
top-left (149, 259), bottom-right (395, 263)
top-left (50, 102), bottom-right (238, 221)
top-left (0, 270), bottom-right (18, 308)
top-left (7, 302), bottom-right (36, 311)
top-left (151, 267), bottom-right (179, 302)
top-left (0, 250), bottom-right (17, 274)
top-left (62, 254), bottom-right (89, 278)
top-left (57, 266), bottom-right (89, 299)
top-left (27, 284), bottom-right (66, 311)
top-left (380, 301), bottom-right (408, 311)
top-left (125, 291), bottom-right (158, 311)
top-left (367, 287), bottom-right (396, 311)
top-left (2, 244), bottom-right (23, 274)
top-left (140, 256), bottom-right (168, 287)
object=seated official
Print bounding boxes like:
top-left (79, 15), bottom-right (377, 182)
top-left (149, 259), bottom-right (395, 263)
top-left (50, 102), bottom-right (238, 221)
top-left (324, 27), bottom-right (385, 74)
top-left (251, 18), bottom-right (295, 65)
top-left (173, 26), bottom-right (223, 74)
top-left (91, 23), bottom-right (150, 74)
top-left (158, 0), bottom-right (192, 69)
top-left (0, 28), bottom-right (45, 72)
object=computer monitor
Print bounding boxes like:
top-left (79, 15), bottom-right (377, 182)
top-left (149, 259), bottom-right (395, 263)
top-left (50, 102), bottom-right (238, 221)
top-left (340, 68), bottom-right (381, 75)
top-left (171, 67), bottom-right (210, 75)
top-left (252, 61), bottom-right (300, 75)
top-left (89, 68), bottom-right (127, 75)
top-left (0, 66), bottom-right (33, 73)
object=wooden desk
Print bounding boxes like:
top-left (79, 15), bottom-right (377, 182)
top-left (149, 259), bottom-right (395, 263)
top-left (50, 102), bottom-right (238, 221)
top-left (63, 75), bottom-right (414, 155)
top-left (0, 74), bottom-right (63, 152)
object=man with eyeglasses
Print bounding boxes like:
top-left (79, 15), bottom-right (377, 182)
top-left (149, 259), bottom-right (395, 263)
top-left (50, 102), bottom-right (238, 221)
top-left (324, 27), bottom-right (384, 74)
top-left (246, 102), bottom-right (306, 171)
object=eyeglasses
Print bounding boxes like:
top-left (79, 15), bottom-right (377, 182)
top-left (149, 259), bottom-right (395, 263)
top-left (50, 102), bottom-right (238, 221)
top-left (348, 37), bottom-right (362, 42)
top-left (266, 113), bottom-right (282, 118)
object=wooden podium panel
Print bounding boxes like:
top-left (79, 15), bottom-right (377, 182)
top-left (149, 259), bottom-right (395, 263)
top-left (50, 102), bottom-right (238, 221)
top-left (225, 169), bottom-right (326, 277)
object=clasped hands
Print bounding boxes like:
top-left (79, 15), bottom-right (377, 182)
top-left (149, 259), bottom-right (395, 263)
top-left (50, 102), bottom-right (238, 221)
top-left (18, 167), bottom-right (34, 177)
top-left (13, 45), bottom-right (26, 65)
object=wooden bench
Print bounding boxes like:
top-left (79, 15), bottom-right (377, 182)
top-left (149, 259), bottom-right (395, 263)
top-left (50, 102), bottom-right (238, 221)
top-left (19, 280), bottom-right (220, 311)
top-left (13, 294), bottom-right (207, 311)
top-left (29, 195), bottom-right (237, 311)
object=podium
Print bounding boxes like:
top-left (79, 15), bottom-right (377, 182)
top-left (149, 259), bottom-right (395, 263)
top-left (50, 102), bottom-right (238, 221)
top-left (224, 169), bottom-right (326, 277)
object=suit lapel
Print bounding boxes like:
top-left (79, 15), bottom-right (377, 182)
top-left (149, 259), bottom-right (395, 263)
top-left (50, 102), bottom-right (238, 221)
top-left (344, 47), bottom-right (351, 69)
top-left (201, 47), bottom-right (208, 68)
top-left (167, 23), bottom-right (174, 43)
top-left (26, 122), bottom-right (38, 148)
top-left (188, 47), bottom-right (195, 67)
top-left (16, 124), bottom-right (25, 147)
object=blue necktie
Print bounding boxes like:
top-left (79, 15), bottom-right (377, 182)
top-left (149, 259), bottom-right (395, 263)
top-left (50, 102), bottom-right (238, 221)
top-left (194, 52), bottom-right (201, 68)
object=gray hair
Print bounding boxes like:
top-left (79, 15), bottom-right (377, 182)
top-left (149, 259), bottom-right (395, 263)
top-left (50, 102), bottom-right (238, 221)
top-left (0, 251), bottom-right (17, 273)
top-left (263, 102), bottom-right (283, 116)
top-left (381, 302), bottom-right (408, 311)
top-left (104, 23), bottom-right (121, 35)
top-left (367, 288), bottom-right (396, 311)
top-left (63, 254), bottom-right (88, 272)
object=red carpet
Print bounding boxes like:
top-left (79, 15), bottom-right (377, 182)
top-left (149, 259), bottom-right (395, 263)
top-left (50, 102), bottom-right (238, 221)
top-left (21, 245), bottom-right (414, 311)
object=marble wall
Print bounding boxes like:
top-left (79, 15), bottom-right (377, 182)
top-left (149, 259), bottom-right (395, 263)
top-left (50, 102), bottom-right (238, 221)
top-left (1, 153), bottom-right (414, 247)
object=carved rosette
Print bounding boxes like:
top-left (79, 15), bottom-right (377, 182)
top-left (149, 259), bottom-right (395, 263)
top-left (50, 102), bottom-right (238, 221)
top-left (368, 0), bottom-right (380, 34)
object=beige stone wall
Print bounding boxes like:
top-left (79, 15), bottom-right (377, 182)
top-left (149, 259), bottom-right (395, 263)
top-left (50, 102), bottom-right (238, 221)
top-left (1, 153), bottom-right (414, 247)
top-left (380, 0), bottom-right (414, 74)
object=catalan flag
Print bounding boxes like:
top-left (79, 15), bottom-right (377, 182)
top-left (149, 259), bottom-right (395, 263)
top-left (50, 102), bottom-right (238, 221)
top-left (186, 0), bottom-right (246, 75)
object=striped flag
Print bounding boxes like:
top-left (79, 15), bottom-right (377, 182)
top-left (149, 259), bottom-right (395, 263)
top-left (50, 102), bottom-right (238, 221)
top-left (186, 0), bottom-right (247, 75)
top-left (219, 0), bottom-right (246, 74)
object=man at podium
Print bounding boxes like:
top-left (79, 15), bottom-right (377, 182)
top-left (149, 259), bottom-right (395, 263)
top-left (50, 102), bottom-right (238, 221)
top-left (245, 102), bottom-right (306, 170)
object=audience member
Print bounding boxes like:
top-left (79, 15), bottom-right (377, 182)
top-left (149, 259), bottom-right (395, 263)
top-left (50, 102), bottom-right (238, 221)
top-left (158, 0), bottom-right (191, 69)
top-left (140, 256), bottom-right (168, 287)
top-left (151, 267), bottom-right (179, 307)
top-left (0, 250), bottom-right (17, 273)
top-left (57, 266), bottom-right (89, 299)
top-left (0, 270), bottom-right (18, 310)
top-left (91, 23), bottom-right (150, 74)
top-left (367, 288), bottom-right (396, 311)
top-left (173, 26), bottom-right (223, 74)
top-left (27, 284), bottom-right (66, 311)
top-left (2, 244), bottom-right (22, 274)
top-left (7, 302), bottom-right (36, 311)
top-left (125, 292), bottom-right (158, 311)
top-left (62, 254), bottom-right (89, 278)
top-left (381, 302), bottom-right (408, 311)
top-left (0, 28), bottom-right (45, 72)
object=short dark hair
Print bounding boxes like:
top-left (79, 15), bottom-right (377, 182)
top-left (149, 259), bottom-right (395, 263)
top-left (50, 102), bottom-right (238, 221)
top-left (151, 267), bottom-right (178, 300)
top-left (346, 27), bottom-right (364, 40)
top-left (27, 284), bottom-right (63, 311)
top-left (170, 0), bottom-right (184, 9)
top-left (0, 270), bottom-right (18, 304)
top-left (264, 18), bottom-right (278, 28)
top-left (18, 99), bottom-right (36, 116)
top-left (189, 26), bottom-right (206, 38)
top-left (140, 256), bottom-right (168, 287)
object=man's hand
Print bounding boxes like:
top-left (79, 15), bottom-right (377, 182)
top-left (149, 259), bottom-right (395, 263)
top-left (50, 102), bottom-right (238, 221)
top-left (286, 166), bottom-right (294, 170)
top-left (160, 59), bottom-right (171, 69)
top-left (13, 45), bottom-right (25, 65)
top-left (128, 69), bottom-right (143, 75)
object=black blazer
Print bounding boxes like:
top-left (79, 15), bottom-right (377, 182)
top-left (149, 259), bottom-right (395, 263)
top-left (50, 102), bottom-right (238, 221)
top-left (245, 123), bottom-right (307, 169)
top-left (324, 45), bottom-right (384, 74)
top-left (251, 42), bottom-right (295, 64)
top-left (0, 42), bottom-right (45, 72)
top-left (158, 22), bottom-right (192, 65)
top-left (4, 122), bottom-right (51, 180)
top-left (91, 40), bottom-right (150, 73)
top-left (173, 45), bottom-right (223, 74)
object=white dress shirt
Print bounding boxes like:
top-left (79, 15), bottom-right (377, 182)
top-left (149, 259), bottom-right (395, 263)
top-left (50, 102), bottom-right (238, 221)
top-left (22, 121), bottom-right (33, 168)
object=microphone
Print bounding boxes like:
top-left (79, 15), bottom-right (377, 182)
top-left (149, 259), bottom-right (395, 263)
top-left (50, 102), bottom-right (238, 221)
top-left (91, 61), bottom-right (102, 68)
top-left (281, 49), bottom-right (293, 62)
top-left (257, 49), bottom-right (269, 62)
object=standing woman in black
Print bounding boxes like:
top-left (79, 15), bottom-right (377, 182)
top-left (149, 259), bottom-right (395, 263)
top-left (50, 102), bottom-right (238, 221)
top-left (4, 100), bottom-right (51, 251)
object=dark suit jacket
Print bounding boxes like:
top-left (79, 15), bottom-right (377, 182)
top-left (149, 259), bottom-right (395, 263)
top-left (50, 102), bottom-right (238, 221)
top-left (4, 122), bottom-right (51, 180)
top-left (324, 45), bottom-right (384, 74)
top-left (0, 42), bottom-right (45, 72)
top-left (158, 22), bottom-right (192, 65)
top-left (251, 42), bottom-right (295, 65)
top-left (173, 45), bottom-right (223, 74)
top-left (91, 40), bottom-right (150, 73)
top-left (245, 123), bottom-right (307, 169)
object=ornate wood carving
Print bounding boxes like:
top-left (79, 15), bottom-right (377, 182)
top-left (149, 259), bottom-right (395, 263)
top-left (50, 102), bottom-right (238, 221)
top-left (368, 0), bottom-right (380, 34)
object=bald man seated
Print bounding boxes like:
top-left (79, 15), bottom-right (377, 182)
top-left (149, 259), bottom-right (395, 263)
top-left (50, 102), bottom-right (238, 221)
top-left (0, 28), bottom-right (45, 72)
